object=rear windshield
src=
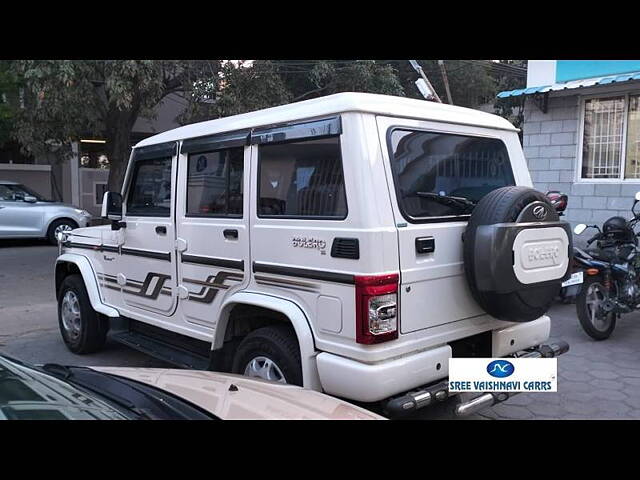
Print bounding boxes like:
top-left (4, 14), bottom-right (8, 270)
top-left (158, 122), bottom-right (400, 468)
top-left (388, 129), bottom-right (515, 222)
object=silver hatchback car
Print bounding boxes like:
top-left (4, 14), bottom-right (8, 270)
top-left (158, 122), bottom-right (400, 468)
top-left (0, 180), bottom-right (92, 244)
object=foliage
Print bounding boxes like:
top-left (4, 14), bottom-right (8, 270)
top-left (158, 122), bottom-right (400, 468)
top-left (0, 61), bottom-right (19, 147)
top-left (11, 60), bottom-right (223, 189)
top-left (493, 60), bottom-right (527, 131)
top-left (181, 60), bottom-right (405, 123)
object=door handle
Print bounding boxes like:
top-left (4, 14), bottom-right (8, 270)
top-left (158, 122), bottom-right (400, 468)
top-left (155, 226), bottom-right (167, 235)
top-left (223, 229), bottom-right (238, 240)
top-left (415, 236), bottom-right (435, 254)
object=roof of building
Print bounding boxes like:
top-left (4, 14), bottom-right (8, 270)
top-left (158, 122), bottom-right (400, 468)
top-left (136, 92), bottom-right (517, 148)
top-left (497, 71), bottom-right (640, 98)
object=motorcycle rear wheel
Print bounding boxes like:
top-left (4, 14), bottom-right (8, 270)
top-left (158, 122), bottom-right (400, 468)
top-left (576, 275), bottom-right (617, 340)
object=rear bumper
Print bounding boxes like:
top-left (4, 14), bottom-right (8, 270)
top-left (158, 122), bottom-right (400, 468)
top-left (316, 316), bottom-right (551, 403)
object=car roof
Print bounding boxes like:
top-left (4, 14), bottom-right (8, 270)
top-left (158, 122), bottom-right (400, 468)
top-left (135, 92), bottom-right (517, 149)
top-left (0, 180), bottom-right (20, 185)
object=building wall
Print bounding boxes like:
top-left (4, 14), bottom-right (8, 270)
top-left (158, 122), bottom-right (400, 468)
top-left (0, 164), bottom-right (52, 199)
top-left (522, 95), bottom-right (640, 238)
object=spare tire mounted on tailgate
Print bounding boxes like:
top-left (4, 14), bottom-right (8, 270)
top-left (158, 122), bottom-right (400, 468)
top-left (463, 186), bottom-right (572, 322)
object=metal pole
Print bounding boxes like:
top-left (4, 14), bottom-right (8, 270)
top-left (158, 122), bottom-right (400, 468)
top-left (409, 60), bottom-right (442, 103)
top-left (438, 60), bottom-right (453, 105)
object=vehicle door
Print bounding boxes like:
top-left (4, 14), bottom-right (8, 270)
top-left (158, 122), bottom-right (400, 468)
top-left (0, 184), bottom-right (44, 237)
top-left (175, 131), bottom-right (251, 329)
top-left (376, 116), bottom-right (520, 333)
top-left (116, 142), bottom-right (178, 317)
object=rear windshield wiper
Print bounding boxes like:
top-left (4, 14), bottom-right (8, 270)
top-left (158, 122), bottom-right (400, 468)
top-left (414, 192), bottom-right (476, 212)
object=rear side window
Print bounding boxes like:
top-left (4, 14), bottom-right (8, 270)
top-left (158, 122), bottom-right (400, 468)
top-left (258, 137), bottom-right (347, 219)
top-left (126, 157), bottom-right (172, 217)
top-left (388, 129), bottom-right (515, 221)
top-left (186, 147), bottom-right (244, 217)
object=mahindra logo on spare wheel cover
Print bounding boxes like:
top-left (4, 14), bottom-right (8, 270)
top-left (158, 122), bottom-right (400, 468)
top-left (532, 205), bottom-right (547, 220)
top-left (486, 360), bottom-right (515, 378)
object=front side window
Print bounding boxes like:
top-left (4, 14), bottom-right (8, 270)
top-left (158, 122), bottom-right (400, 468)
top-left (389, 129), bottom-right (515, 221)
top-left (258, 137), bottom-right (347, 219)
top-left (126, 157), bottom-right (172, 217)
top-left (186, 147), bottom-right (244, 217)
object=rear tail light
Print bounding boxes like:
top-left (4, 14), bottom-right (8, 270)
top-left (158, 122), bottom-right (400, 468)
top-left (355, 273), bottom-right (399, 344)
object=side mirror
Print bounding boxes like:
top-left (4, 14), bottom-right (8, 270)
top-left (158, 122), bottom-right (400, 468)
top-left (101, 191), bottom-right (126, 230)
top-left (23, 195), bottom-right (37, 203)
top-left (574, 224), bottom-right (587, 235)
top-left (101, 191), bottom-right (122, 220)
top-left (635, 191), bottom-right (640, 202)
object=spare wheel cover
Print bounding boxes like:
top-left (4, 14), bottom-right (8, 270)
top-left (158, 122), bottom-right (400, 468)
top-left (463, 186), bottom-right (571, 322)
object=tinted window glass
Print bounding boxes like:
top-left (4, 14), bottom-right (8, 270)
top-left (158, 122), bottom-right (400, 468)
top-left (186, 147), bottom-right (243, 216)
top-left (389, 129), bottom-right (515, 220)
top-left (126, 157), bottom-right (172, 217)
top-left (258, 137), bottom-right (347, 218)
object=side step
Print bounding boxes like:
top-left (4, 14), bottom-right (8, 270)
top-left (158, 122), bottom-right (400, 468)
top-left (110, 318), bottom-right (211, 370)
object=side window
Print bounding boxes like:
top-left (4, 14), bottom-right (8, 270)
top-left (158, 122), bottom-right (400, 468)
top-left (186, 147), bottom-right (244, 217)
top-left (126, 157), bottom-right (172, 217)
top-left (258, 137), bottom-right (347, 219)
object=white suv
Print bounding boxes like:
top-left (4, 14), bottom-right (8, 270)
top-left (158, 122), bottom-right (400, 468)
top-left (54, 93), bottom-right (571, 417)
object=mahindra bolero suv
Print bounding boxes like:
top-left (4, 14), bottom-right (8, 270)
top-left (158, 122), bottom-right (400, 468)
top-left (54, 93), bottom-right (571, 417)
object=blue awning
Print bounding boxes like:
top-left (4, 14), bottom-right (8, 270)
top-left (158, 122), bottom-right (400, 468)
top-left (497, 71), bottom-right (640, 98)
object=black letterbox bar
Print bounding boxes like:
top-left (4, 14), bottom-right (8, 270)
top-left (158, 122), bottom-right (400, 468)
top-left (250, 116), bottom-right (342, 145)
top-left (180, 130), bottom-right (251, 155)
top-left (133, 141), bottom-right (178, 161)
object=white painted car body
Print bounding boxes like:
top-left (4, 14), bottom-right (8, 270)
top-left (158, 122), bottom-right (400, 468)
top-left (56, 92), bottom-right (552, 404)
top-left (91, 366), bottom-right (384, 420)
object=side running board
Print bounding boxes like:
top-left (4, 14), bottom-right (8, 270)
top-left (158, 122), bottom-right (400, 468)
top-left (110, 318), bottom-right (211, 370)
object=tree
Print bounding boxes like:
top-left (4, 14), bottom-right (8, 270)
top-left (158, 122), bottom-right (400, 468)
top-left (0, 61), bottom-right (19, 148)
top-left (385, 60), bottom-right (496, 108)
top-left (493, 60), bottom-right (527, 132)
top-left (12, 60), bottom-right (223, 190)
top-left (182, 60), bottom-right (405, 123)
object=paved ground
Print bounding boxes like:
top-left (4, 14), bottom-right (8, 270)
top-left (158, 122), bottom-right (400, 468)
top-left (0, 239), bottom-right (169, 369)
top-left (2, 239), bottom-right (640, 419)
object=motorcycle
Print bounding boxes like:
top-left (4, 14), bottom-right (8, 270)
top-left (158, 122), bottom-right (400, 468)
top-left (571, 191), bottom-right (640, 340)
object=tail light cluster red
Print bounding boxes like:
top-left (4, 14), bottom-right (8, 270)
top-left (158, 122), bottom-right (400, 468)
top-left (354, 273), bottom-right (399, 344)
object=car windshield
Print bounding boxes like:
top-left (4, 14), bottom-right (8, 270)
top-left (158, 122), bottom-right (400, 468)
top-left (388, 129), bottom-right (516, 220)
top-left (0, 355), bottom-right (132, 420)
top-left (0, 184), bottom-right (47, 202)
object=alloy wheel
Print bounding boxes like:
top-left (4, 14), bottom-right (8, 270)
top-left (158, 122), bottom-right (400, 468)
top-left (243, 356), bottom-right (287, 383)
top-left (61, 290), bottom-right (82, 340)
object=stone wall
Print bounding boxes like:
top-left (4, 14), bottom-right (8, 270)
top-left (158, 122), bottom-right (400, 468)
top-left (522, 95), bottom-right (640, 239)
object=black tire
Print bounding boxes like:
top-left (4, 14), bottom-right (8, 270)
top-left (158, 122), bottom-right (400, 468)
top-left (58, 274), bottom-right (109, 353)
top-left (232, 325), bottom-right (302, 386)
top-left (576, 275), bottom-right (617, 340)
top-left (47, 218), bottom-right (78, 245)
top-left (463, 186), bottom-right (562, 322)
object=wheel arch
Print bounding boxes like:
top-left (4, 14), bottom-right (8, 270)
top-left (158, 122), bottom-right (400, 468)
top-left (216, 292), bottom-right (320, 390)
top-left (46, 216), bottom-right (79, 235)
top-left (55, 253), bottom-right (120, 318)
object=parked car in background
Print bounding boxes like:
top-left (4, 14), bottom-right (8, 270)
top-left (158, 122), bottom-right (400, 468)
top-left (0, 180), bottom-right (91, 244)
top-left (0, 354), bottom-right (383, 420)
